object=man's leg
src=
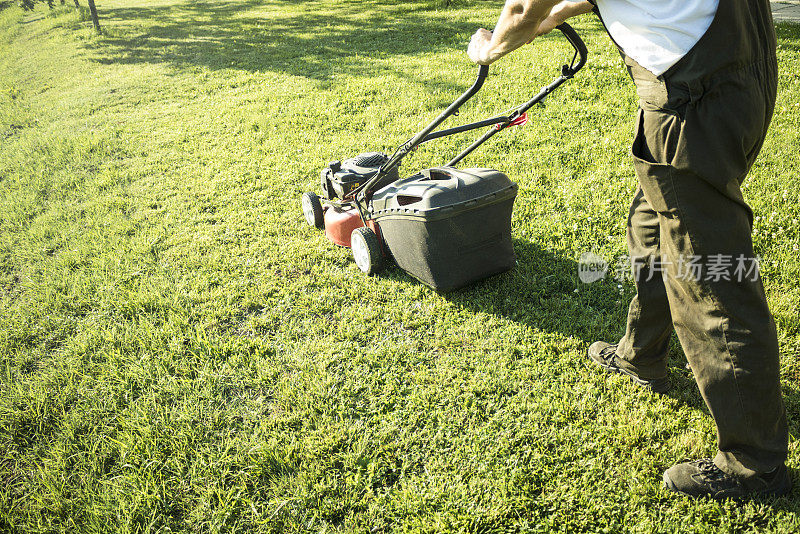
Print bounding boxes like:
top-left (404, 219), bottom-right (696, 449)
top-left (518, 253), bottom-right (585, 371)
top-left (630, 66), bottom-right (788, 491)
top-left (614, 184), bottom-right (673, 381)
top-left (587, 133), bottom-right (673, 389)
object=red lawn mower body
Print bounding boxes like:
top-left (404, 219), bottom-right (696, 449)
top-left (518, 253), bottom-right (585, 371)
top-left (323, 205), bottom-right (381, 248)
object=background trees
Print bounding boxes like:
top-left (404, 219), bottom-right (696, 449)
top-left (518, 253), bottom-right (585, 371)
top-left (18, 0), bottom-right (101, 33)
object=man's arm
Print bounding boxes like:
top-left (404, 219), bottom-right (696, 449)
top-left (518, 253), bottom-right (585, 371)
top-left (468, 0), bottom-right (593, 65)
top-left (534, 1), bottom-right (593, 38)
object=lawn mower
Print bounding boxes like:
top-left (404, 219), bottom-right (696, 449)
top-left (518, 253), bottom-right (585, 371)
top-left (301, 23), bottom-right (587, 291)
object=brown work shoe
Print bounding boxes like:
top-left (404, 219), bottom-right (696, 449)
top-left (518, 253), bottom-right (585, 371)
top-left (587, 341), bottom-right (671, 394)
top-left (663, 458), bottom-right (792, 499)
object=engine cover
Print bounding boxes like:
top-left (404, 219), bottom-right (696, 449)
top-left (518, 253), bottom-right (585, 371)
top-left (320, 152), bottom-right (400, 199)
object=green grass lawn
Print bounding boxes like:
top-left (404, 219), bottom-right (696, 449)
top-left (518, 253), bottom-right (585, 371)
top-left (1, 0), bottom-right (799, 531)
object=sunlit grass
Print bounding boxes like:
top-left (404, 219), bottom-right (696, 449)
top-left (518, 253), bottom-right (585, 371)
top-left (1, 1), bottom-right (799, 531)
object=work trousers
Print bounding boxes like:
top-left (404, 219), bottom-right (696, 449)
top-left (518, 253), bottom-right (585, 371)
top-left (607, 0), bottom-right (789, 476)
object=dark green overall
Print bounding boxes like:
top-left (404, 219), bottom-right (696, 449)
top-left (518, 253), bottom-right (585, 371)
top-left (598, 0), bottom-right (788, 477)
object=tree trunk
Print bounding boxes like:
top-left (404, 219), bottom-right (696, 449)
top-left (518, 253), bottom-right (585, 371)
top-left (86, 0), bottom-right (100, 34)
top-left (86, 0), bottom-right (103, 33)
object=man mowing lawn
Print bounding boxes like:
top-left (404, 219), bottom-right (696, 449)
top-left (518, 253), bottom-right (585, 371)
top-left (468, 0), bottom-right (791, 499)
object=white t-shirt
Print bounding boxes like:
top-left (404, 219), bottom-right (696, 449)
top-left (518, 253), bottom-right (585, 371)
top-left (593, 0), bottom-right (720, 76)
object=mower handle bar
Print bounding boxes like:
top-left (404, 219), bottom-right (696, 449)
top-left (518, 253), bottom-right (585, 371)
top-left (557, 22), bottom-right (587, 77)
top-left (352, 22), bottom-right (587, 202)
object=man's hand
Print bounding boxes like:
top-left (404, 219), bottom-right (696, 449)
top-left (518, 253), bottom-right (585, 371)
top-left (469, 0), bottom-right (593, 64)
top-left (467, 0), bottom-right (558, 66)
top-left (468, 28), bottom-right (496, 65)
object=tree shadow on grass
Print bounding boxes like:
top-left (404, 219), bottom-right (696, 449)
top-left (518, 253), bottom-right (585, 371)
top-left (89, 0), bottom-right (478, 81)
top-left (87, 0), bottom-right (607, 86)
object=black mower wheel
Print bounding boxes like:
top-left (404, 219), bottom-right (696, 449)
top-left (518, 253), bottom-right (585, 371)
top-left (351, 227), bottom-right (384, 275)
top-left (301, 192), bottom-right (324, 229)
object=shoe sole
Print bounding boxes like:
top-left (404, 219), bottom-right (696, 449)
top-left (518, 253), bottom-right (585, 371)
top-left (663, 471), bottom-right (793, 499)
top-left (587, 351), bottom-right (671, 394)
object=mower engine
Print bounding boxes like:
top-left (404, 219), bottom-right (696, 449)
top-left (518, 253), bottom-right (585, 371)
top-left (302, 151), bottom-right (400, 250)
top-left (319, 152), bottom-right (400, 199)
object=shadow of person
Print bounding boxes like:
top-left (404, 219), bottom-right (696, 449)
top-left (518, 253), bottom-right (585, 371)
top-left (442, 238), bottom-right (703, 400)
